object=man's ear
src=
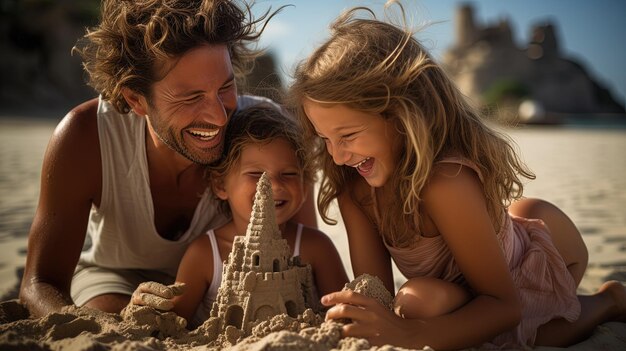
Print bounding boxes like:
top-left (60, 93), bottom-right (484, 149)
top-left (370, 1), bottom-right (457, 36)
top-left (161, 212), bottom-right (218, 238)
top-left (212, 177), bottom-right (228, 200)
top-left (121, 87), bottom-right (149, 116)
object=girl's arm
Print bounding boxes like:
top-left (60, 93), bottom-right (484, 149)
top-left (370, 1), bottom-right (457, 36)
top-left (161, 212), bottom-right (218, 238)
top-left (324, 165), bottom-right (521, 349)
top-left (337, 181), bottom-right (394, 294)
top-left (300, 226), bottom-right (350, 296)
top-left (415, 164), bottom-right (522, 347)
top-left (171, 236), bottom-right (213, 325)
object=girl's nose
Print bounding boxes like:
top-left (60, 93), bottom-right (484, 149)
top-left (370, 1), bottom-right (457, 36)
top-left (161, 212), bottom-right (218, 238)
top-left (269, 175), bottom-right (285, 193)
top-left (330, 143), bottom-right (351, 166)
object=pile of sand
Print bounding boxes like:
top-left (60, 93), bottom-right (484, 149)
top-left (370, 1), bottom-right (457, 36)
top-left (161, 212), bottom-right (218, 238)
top-left (0, 274), bottom-right (424, 351)
top-left (2, 274), bottom-right (626, 350)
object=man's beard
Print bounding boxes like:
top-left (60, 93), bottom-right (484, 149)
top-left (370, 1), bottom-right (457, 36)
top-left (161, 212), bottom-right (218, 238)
top-left (147, 112), bottom-right (224, 165)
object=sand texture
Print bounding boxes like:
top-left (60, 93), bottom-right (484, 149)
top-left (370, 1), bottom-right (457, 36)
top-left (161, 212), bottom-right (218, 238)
top-left (0, 274), bottom-right (428, 351)
top-left (2, 274), bottom-right (625, 350)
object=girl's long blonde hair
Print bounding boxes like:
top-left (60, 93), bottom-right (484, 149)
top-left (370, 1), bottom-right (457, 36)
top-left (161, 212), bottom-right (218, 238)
top-left (288, 2), bottom-right (534, 247)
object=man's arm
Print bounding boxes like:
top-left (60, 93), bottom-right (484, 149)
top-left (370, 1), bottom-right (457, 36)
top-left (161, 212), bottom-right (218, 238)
top-left (19, 98), bottom-right (102, 317)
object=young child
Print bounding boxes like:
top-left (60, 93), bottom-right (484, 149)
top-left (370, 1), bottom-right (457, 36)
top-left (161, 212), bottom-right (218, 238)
top-left (131, 104), bottom-right (349, 329)
top-left (287, 3), bottom-right (626, 350)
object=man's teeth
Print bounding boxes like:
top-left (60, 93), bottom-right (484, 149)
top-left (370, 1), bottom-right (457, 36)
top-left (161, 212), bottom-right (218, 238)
top-left (189, 129), bottom-right (218, 139)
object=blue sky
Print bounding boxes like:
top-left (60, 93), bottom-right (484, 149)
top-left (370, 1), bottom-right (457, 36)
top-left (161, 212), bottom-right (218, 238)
top-left (251, 0), bottom-right (626, 105)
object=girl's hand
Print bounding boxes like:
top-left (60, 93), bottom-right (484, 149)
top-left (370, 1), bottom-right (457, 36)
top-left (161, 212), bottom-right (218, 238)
top-left (322, 290), bottom-right (414, 347)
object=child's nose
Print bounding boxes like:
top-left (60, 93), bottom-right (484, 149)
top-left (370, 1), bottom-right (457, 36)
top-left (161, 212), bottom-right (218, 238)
top-left (269, 176), bottom-right (285, 192)
top-left (331, 145), bottom-right (351, 166)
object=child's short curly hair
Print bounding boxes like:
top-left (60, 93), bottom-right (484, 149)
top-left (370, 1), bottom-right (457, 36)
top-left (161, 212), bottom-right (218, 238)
top-left (210, 104), bottom-right (315, 215)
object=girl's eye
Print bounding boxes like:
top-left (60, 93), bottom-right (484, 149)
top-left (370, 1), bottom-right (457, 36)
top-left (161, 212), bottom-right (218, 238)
top-left (282, 172), bottom-right (300, 178)
top-left (341, 132), bottom-right (357, 141)
top-left (246, 172), bottom-right (263, 178)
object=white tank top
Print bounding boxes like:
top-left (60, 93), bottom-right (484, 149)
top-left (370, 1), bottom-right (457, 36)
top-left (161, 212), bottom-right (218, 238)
top-left (79, 96), bottom-right (273, 276)
top-left (190, 223), bottom-right (304, 328)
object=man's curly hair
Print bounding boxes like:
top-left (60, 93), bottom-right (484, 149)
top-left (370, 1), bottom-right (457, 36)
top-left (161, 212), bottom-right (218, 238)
top-left (73, 0), bottom-right (278, 114)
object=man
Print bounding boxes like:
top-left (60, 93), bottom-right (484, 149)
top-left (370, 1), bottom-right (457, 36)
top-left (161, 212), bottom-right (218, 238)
top-left (19, 0), bottom-right (315, 317)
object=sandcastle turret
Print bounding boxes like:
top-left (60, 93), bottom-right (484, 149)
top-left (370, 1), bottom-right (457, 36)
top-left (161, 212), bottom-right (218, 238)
top-left (210, 173), bottom-right (317, 335)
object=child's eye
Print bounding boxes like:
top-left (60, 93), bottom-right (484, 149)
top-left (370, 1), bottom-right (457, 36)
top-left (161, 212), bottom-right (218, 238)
top-left (246, 172), bottom-right (263, 178)
top-left (282, 172), bottom-right (300, 178)
top-left (341, 132), bottom-right (357, 141)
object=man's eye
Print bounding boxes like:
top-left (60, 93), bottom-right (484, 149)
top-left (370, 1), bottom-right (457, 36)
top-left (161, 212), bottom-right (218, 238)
top-left (219, 82), bottom-right (235, 93)
top-left (184, 96), bottom-right (202, 104)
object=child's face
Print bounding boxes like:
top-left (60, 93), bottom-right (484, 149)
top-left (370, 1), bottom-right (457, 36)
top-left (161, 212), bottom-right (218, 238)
top-left (217, 138), bottom-right (306, 230)
top-left (303, 99), bottom-right (401, 188)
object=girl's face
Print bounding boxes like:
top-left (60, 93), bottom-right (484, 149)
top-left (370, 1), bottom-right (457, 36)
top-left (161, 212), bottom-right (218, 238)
top-left (215, 138), bottom-right (307, 232)
top-left (303, 99), bottom-right (402, 188)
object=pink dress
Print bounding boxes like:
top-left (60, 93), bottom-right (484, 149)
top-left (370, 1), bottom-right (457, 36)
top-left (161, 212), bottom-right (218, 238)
top-left (377, 157), bottom-right (581, 348)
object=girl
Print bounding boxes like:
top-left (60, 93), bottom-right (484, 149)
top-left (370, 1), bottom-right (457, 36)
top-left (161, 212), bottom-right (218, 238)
top-left (132, 104), bottom-right (349, 329)
top-left (288, 3), bottom-right (625, 350)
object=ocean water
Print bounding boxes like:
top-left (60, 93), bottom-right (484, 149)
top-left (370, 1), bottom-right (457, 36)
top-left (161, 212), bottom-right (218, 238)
top-left (1, 117), bottom-right (625, 298)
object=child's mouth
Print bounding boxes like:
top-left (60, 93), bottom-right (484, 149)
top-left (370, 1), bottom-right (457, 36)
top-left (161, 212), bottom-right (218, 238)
top-left (352, 157), bottom-right (373, 174)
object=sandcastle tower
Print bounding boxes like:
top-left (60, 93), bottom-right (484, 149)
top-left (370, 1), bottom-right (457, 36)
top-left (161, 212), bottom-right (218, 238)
top-left (210, 173), bottom-right (317, 334)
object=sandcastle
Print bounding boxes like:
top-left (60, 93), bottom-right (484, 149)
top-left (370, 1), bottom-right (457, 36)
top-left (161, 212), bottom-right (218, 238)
top-left (209, 172), bottom-right (319, 335)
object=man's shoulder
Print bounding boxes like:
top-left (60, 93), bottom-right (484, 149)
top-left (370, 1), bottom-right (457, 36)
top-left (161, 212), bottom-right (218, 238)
top-left (56, 97), bottom-right (99, 138)
top-left (66, 97), bottom-right (100, 121)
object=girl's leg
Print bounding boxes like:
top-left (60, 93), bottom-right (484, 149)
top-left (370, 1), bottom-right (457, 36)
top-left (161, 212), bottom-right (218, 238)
top-left (534, 280), bottom-right (626, 346)
top-left (393, 277), bottom-right (471, 319)
top-left (508, 198), bottom-right (588, 285)
top-left (510, 198), bottom-right (626, 346)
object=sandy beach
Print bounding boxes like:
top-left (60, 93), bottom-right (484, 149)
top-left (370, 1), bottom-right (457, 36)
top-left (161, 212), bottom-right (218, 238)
top-left (1, 117), bottom-right (625, 350)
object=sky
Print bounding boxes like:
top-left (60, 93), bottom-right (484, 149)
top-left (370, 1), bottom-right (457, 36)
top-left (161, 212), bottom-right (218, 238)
top-left (251, 0), bottom-right (626, 105)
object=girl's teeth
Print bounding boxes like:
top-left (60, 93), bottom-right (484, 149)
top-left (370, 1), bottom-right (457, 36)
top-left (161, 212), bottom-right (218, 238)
top-left (354, 157), bottom-right (370, 168)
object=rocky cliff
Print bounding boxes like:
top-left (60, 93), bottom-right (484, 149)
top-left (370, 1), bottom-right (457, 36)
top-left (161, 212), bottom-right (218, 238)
top-left (442, 4), bottom-right (625, 120)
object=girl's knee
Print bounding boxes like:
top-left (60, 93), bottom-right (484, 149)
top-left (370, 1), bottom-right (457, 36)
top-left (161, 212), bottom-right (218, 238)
top-left (393, 277), bottom-right (470, 319)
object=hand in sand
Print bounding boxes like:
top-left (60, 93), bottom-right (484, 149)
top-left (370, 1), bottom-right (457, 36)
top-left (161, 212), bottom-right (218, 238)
top-left (322, 290), bottom-right (413, 347)
top-left (130, 281), bottom-right (186, 311)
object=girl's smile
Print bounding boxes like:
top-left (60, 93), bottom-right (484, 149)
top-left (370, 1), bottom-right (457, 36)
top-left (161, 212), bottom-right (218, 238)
top-left (303, 99), bottom-right (401, 187)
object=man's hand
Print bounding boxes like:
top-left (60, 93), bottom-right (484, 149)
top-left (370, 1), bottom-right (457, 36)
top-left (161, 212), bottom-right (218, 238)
top-left (129, 281), bottom-right (186, 311)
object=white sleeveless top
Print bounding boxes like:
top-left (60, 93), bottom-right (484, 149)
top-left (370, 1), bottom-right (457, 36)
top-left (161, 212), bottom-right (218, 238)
top-left (79, 96), bottom-right (273, 276)
top-left (190, 223), bottom-right (304, 328)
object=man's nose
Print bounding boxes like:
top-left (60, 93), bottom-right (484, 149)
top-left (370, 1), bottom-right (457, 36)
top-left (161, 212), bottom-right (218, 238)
top-left (200, 95), bottom-right (228, 126)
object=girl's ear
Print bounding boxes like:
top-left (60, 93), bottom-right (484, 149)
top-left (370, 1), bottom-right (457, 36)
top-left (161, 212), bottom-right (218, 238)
top-left (121, 87), bottom-right (149, 116)
top-left (212, 177), bottom-right (228, 200)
